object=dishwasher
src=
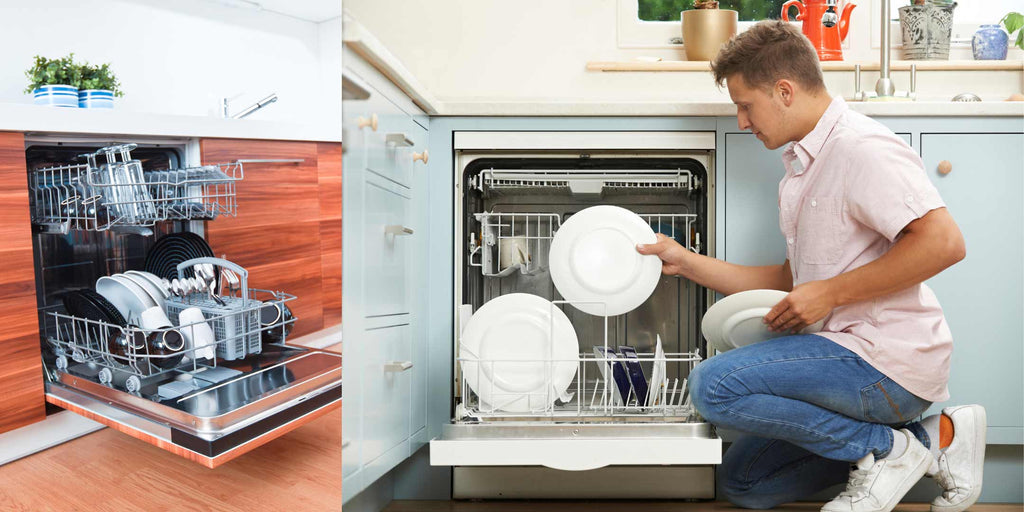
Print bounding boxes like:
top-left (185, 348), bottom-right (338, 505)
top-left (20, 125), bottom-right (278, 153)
top-left (25, 135), bottom-right (342, 466)
top-left (430, 132), bottom-right (722, 499)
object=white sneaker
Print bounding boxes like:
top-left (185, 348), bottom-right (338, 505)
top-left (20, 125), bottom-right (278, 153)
top-left (821, 429), bottom-right (932, 512)
top-left (928, 405), bottom-right (987, 512)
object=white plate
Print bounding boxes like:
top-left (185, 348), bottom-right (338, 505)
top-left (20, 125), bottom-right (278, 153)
top-left (96, 275), bottom-right (156, 324)
top-left (700, 289), bottom-right (826, 353)
top-left (549, 205), bottom-right (661, 317)
top-left (125, 270), bottom-right (170, 299)
top-left (460, 293), bottom-right (579, 413)
top-left (647, 334), bottom-right (667, 407)
top-left (123, 271), bottom-right (166, 310)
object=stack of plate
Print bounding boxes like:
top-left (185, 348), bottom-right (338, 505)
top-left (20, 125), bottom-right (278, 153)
top-left (700, 289), bottom-right (826, 353)
top-left (144, 232), bottom-right (218, 282)
top-left (95, 272), bottom-right (168, 323)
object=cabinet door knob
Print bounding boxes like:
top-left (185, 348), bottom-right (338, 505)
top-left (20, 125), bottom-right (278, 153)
top-left (357, 113), bottom-right (378, 131)
top-left (384, 361), bottom-right (414, 372)
top-left (385, 225), bottom-right (414, 236)
top-left (413, 149), bottom-right (429, 164)
top-left (937, 160), bottom-right (952, 175)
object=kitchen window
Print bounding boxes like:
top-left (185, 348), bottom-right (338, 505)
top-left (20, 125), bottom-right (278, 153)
top-left (640, 0), bottom-right (787, 22)
top-left (618, 0), bottom-right (791, 48)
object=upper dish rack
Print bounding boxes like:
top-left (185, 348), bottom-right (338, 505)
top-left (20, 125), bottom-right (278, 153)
top-left (472, 169), bottom-right (699, 197)
top-left (469, 210), bottom-right (701, 277)
top-left (29, 143), bottom-right (242, 234)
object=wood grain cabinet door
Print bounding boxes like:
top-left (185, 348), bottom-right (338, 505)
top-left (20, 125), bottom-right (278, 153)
top-left (201, 139), bottom-right (342, 339)
top-left (0, 131), bottom-right (45, 434)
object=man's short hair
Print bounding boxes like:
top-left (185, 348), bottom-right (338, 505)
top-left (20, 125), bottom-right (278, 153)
top-left (710, 20), bottom-right (826, 93)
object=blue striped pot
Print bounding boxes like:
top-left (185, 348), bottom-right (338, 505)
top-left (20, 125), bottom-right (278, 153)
top-left (33, 85), bottom-right (79, 108)
top-left (78, 89), bottom-right (115, 109)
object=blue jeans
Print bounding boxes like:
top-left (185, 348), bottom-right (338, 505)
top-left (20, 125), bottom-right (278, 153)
top-left (688, 334), bottom-right (934, 509)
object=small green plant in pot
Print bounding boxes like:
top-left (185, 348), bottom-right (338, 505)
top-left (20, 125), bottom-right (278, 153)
top-left (24, 54), bottom-right (82, 108)
top-left (78, 62), bottom-right (124, 109)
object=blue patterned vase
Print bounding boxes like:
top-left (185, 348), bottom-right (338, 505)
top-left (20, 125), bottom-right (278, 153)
top-left (972, 24), bottom-right (1009, 60)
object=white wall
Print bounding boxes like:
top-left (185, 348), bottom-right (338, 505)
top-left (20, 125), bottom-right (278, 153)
top-left (343, 0), bottom-right (1023, 103)
top-left (0, 0), bottom-right (341, 124)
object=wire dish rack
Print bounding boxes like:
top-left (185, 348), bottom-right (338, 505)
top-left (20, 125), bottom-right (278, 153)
top-left (469, 210), bottom-right (701, 277)
top-left (457, 300), bottom-right (703, 424)
top-left (45, 258), bottom-right (295, 395)
top-left (472, 169), bottom-right (698, 196)
top-left (29, 143), bottom-right (242, 233)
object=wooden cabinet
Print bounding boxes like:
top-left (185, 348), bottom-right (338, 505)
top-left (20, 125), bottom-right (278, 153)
top-left (0, 131), bottom-right (45, 435)
top-left (201, 139), bottom-right (343, 339)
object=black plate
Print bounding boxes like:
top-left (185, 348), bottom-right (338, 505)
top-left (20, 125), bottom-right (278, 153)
top-left (144, 232), bottom-right (220, 282)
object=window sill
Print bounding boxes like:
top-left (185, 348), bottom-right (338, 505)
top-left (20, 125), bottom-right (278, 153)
top-left (586, 60), bottom-right (1024, 72)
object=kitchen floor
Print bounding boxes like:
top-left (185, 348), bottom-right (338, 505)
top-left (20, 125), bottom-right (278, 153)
top-left (0, 343), bottom-right (343, 512)
top-left (385, 502), bottom-right (1022, 511)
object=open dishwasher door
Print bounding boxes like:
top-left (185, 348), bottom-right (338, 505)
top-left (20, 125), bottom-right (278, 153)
top-left (432, 131), bottom-right (722, 499)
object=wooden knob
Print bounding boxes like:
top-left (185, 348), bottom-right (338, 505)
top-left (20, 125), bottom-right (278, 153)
top-left (413, 149), bottom-right (429, 164)
top-left (357, 113), bottom-right (378, 131)
top-left (937, 160), bottom-right (952, 175)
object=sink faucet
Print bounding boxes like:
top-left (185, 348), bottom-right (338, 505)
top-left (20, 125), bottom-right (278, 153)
top-left (222, 93), bottom-right (279, 119)
top-left (822, 0), bottom-right (839, 27)
top-left (855, 0), bottom-right (915, 101)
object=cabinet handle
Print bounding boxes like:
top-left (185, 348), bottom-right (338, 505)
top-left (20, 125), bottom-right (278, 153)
top-left (342, 439), bottom-right (352, 449)
top-left (384, 361), bottom-right (414, 372)
top-left (386, 133), bottom-right (414, 147)
top-left (413, 149), bottom-right (429, 164)
top-left (358, 113), bottom-right (378, 131)
top-left (937, 160), bottom-right (953, 175)
top-left (385, 225), bottom-right (414, 236)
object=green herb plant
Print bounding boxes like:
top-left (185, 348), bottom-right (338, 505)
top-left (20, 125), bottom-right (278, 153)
top-left (79, 62), bottom-right (124, 97)
top-left (23, 54), bottom-right (82, 93)
top-left (1001, 12), bottom-right (1024, 51)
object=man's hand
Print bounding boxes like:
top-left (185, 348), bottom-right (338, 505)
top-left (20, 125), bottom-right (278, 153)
top-left (636, 233), bottom-right (690, 276)
top-left (764, 280), bottom-right (836, 333)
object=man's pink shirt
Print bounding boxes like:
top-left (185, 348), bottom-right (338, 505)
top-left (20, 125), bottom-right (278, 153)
top-left (779, 96), bottom-right (951, 402)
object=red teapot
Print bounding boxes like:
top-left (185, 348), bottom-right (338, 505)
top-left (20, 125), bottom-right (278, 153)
top-left (782, 0), bottom-right (855, 61)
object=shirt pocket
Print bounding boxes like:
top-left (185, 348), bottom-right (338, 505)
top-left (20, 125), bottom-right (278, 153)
top-left (797, 196), bottom-right (842, 265)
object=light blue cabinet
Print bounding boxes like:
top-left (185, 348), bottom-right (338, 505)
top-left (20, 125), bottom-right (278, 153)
top-left (721, 131), bottom-right (911, 266)
top-left (342, 47), bottom-right (431, 504)
top-left (920, 132), bottom-right (1024, 444)
top-left (720, 118), bottom-right (1023, 444)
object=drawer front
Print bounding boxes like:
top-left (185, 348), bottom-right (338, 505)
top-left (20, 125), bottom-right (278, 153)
top-left (364, 92), bottom-right (416, 188)
top-left (361, 323), bottom-right (412, 463)
top-left (362, 173), bottom-right (413, 317)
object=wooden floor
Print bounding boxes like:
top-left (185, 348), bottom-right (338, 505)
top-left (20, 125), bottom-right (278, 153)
top-left (0, 342), bottom-right (343, 512)
top-left (386, 501), bottom-right (1023, 512)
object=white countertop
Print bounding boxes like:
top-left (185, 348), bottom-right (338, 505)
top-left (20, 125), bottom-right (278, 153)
top-left (438, 100), bottom-right (1024, 117)
top-left (0, 103), bottom-right (342, 142)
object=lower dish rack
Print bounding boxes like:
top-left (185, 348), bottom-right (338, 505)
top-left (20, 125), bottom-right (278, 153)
top-left (44, 258), bottom-right (296, 398)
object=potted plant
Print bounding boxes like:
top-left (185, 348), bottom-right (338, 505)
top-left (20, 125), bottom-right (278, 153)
top-left (681, 1), bottom-right (738, 61)
top-left (899, 0), bottom-right (958, 60)
top-left (77, 61), bottom-right (124, 109)
top-left (24, 54), bottom-right (82, 108)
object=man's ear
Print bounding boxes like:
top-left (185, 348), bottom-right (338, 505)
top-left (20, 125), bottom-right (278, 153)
top-left (776, 79), bottom-right (796, 107)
